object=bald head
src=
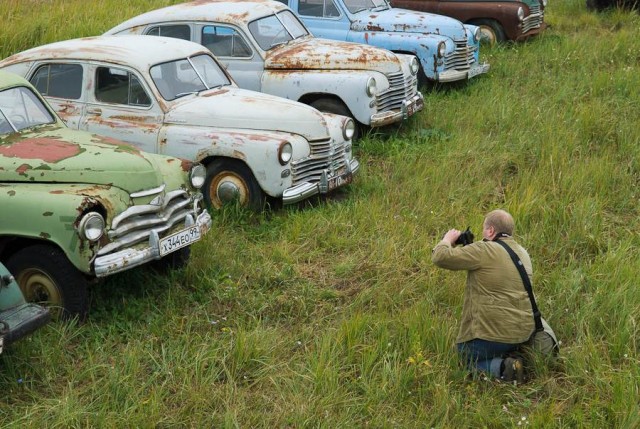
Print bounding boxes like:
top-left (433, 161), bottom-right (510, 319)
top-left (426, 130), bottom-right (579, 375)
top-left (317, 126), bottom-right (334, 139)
top-left (484, 209), bottom-right (515, 236)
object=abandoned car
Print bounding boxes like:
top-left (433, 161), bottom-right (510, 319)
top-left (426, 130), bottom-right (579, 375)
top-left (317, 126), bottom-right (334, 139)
top-left (105, 0), bottom-right (424, 131)
top-left (275, 0), bottom-right (490, 84)
top-left (0, 36), bottom-right (359, 209)
top-left (0, 70), bottom-right (212, 320)
top-left (389, 0), bottom-right (547, 45)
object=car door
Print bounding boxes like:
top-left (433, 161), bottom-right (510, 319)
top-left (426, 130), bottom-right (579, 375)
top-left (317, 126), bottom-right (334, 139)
top-left (28, 62), bottom-right (86, 129)
top-left (284, 0), bottom-right (352, 41)
top-left (79, 64), bottom-right (164, 155)
top-left (196, 24), bottom-right (264, 92)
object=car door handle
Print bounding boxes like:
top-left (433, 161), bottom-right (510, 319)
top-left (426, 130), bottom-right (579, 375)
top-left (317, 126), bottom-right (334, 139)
top-left (86, 107), bottom-right (102, 115)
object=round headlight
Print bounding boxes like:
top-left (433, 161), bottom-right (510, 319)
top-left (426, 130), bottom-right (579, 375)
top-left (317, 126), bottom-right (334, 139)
top-left (410, 56), bottom-right (419, 76)
top-left (78, 212), bottom-right (105, 242)
top-left (437, 41), bottom-right (446, 58)
top-left (278, 142), bottom-right (293, 165)
top-left (343, 118), bottom-right (355, 141)
top-left (189, 163), bottom-right (206, 189)
top-left (517, 6), bottom-right (525, 21)
top-left (365, 77), bottom-right (377, 97)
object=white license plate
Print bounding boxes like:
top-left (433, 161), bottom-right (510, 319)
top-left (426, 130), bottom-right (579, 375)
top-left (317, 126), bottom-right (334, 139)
top-left (468, 65), bottom-right (486, 79)
top-left (406, 98), bottom-right (423, 117)
top-left (327, 170), bottom-right (353, 192)
top-left (159, 226), bottom-right (201, 257)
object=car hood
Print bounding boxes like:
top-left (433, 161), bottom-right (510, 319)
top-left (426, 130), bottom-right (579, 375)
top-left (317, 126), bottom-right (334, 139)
top-left (0, 125), bottom-right (166, 193)
top-left (165, 87), bottom-right (330, 140)
top-left (266, 37), bottom-right (401, 74)
top-left (351, 8), bottom-right (467, 39)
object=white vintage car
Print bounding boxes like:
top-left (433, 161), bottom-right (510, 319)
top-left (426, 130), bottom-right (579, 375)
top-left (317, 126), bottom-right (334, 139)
top-left (104, 0), bottom-right (423, 132)
top-left (0, 36), bottom-right (359, 209)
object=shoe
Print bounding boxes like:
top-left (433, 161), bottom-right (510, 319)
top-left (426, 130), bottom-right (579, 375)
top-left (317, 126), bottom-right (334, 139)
top-left (501, 357), bottom-right (525, 384)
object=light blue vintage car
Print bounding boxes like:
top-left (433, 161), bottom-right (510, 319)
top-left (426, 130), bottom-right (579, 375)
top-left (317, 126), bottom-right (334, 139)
top-left (277, 0), bottom-right (490, 85)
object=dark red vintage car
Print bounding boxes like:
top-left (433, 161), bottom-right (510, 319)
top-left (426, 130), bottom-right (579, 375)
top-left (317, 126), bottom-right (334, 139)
top-left (389, 0), bottom-right (547, 45)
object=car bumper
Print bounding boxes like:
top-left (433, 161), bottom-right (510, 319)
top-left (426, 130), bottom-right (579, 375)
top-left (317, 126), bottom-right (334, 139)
top-left (94, 210), bottom-right (212, 277)
top-left (282, 158), bottom-right (360, 204)
top-left (0, 303), bottom-right (50, 350)
top-left (438, 63), bottom-right (490, 83)
top-left (370, 93), bottom-right (424, 128)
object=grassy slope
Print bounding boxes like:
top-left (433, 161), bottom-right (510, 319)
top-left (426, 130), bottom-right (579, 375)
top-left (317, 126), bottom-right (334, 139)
top-left (1, 0), bottom-right (639, 427)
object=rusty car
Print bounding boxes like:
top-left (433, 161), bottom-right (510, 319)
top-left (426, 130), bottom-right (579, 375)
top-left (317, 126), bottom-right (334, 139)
top-left (0, 36), bottom-right (359, 209)
top-left (0, 70), bottom-right (212, 320)
top-left (105, 0), bottom-right (424, 133)
top-left (389, 0), bottom-right (547, 45)
top-left (0, 262), bottom-right (50, 352)
top-left (274, 0), bottom-right (490, 84)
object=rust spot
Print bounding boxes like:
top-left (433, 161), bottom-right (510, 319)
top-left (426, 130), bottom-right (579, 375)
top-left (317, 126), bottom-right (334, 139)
top-left (39, 232), bottom-right (51, 239)
top-left (180, 158), bottom-right (193, 171)
top-left (16, 164), bottom-right (31, 175)
top-left (49, 190), bottom-right (64, 194)
top-left (43, 212), bottom-right (53, 216)
top-left (7, 190), bottom-right (15, 196)
top-left (0, 138), bottom-right (82, 162)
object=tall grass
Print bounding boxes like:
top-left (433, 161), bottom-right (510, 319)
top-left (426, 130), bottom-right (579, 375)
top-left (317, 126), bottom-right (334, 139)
top-left (1, 1), bottom-right (640, 427)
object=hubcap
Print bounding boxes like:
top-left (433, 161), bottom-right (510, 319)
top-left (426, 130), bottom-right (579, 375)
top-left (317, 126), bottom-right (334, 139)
top-left (209, 172), bottom-right (249, 208)
top-left (16, 268), bottom-right (63, 319)
top-left (479, 26), bottom-right (497, 46)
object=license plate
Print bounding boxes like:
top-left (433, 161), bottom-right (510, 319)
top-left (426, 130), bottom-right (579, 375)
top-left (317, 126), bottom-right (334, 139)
top-left (327, 170), bottom-right (353, 192)
top-left (468, 65), bottom-right (486, 79)
top-left (159, 226), bottom-right (201, 257)
top-left (406, 98), bottom-right (423, 117)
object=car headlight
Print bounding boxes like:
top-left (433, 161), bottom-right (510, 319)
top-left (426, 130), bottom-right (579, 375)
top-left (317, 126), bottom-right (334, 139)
top-left (542, 0), bottom-right (547, 7)
top-left (365, 77), bottom-right (377, 97)
top-left (473, 27), bottom-right (481, 43)
top-left (517, 6), bottom-right (525, 21)
top-left (343, 118), bottom-right (355, 141)
top-left (410, 56), bottom-right (419, 76)
top-left (189, 163), bottom-right (206, 189)
top-left (437, 41), bottom-right (446, 58)
top-left (278, 142), bottom-right (293, 165)
top-left (78, 212), bottom-right (105, 242)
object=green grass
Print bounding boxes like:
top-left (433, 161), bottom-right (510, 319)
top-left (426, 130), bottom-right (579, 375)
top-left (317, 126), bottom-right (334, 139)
top-left (2, 0), bottom-right (640, 427)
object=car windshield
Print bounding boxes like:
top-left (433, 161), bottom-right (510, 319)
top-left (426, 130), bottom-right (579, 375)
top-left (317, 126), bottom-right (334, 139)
top-left (150, 54), bottom-right (231, 101)
top-left (248, 10), bottom-right (310, 51)
top-left (343, 0), bottom-right (390, 13)
top-left (0, 86), bottom-right (55, 135)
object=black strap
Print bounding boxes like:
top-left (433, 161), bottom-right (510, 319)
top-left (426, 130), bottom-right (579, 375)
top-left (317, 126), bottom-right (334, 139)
top-left (492, 239), bottom-right (544, 332)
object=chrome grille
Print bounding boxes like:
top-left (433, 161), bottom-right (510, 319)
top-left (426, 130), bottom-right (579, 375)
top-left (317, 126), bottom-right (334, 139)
top-left (97, 187), bottom-right (196, 256)
top-left (443, 38), bottom-right (477, 72)
top-left (291, 138), bottom-right (348, 185)
top-left (522, 4), bottom-right (544, 34)
top-left (376, 71), bottom-right (419, 112)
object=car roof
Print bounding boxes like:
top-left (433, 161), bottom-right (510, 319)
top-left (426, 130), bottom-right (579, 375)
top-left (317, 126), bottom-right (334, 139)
top-left (106, 0), bottom-right (288, 33)
top-left (0, 36), bottom-right (213, 71)
top-left (0, 70), bottom-right (31, 89)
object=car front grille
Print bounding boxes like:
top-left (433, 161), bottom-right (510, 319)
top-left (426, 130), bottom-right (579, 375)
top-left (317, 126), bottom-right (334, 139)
top-left (523, 4), bottom-right (544, 34)
top-left (376, 71), bottom-right (420, 112)
top-left (97, 186), bottom-right (196, 256)
top-left (291, 137), bottom-right (348, 185)
top-left (443, 38), bottom-right (477, 72)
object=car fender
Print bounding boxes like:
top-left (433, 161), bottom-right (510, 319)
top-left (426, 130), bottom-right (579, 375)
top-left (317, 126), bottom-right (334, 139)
top-left (262, 70), bottom-right (389, 125)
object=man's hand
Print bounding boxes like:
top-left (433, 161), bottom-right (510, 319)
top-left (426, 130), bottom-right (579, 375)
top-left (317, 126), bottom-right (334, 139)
top-left (443, 229), bottom-right (461, 246)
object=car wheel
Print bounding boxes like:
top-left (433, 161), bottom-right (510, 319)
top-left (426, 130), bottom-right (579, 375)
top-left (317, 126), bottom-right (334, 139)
top-left (6, 245), bottom-right (89, 321)
top-left (204, 159), bottom-right (266, 210)
top-left (151, 246), bottom-right (191, 272)
top-left (471, 19), bottom-right (506, 46)
top-left (310, 98), bottom-right (362, 140)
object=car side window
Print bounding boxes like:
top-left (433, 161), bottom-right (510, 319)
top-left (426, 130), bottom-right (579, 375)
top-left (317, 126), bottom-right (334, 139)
top-left (95, 67), bottom-right (151, 107)
top-left (146, 25), bottom-right (191, 40)
top-left (298, 0), bottom-right (340, 17)
top-left (30, 64), bottom-right (83, 99)
top-left (202, 26), bottom-right (252, 58)
top-left (274, 0), bottom-right (288, 5)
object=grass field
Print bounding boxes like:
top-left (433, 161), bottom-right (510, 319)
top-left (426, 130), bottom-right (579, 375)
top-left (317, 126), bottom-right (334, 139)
top-left (1, 0), bottom-right (640, 427)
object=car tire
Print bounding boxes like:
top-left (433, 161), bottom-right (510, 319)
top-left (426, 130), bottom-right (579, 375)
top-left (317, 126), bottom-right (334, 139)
top-left (471, 19), bottom-right (506, 46)
top-left (151, 246), bottom-right (191, 272)
top-left (310, 98), bottom-right (362, 140)
top-left (5, 244), bottom-right (89, 322)
top-left (203, 159), bottom-right (266, 210)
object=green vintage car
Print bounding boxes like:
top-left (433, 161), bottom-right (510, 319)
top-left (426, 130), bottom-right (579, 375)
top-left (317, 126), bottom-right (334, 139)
top-left (0, 71), bottom-right (212, 320)
top-left (0, 262), bottom-right (50, 353)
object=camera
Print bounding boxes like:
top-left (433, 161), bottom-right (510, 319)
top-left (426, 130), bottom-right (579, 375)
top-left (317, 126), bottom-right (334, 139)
top-left (455, 227), bottom-right (474, 246)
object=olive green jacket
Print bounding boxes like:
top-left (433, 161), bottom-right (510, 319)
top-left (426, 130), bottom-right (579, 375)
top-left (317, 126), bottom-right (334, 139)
top-left (432, 237), bottom-right (535, 344)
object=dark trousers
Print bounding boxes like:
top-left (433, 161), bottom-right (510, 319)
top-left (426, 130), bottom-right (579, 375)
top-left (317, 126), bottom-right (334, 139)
top-left (457, 339), bottom-right (521, 377)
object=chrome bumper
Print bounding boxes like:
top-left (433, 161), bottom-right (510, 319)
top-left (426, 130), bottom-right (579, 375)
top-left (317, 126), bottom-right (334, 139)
top-left (282, 158), bottom-right (360, 205)
top-left (370, 93), bottom-right (424, 128)
top-left (438, 63), bottom-right (490, 83)
top-left (94, 210), bottom-right (212, 277)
